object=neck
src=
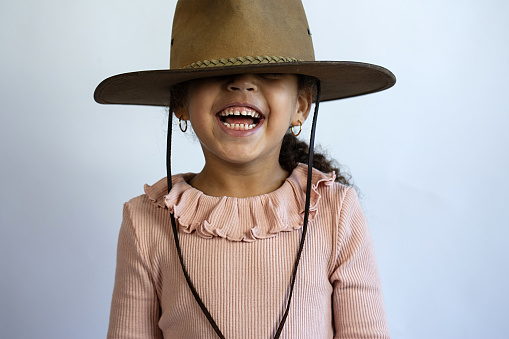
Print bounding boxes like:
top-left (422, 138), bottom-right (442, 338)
top-left (189, 159), bottom-right (289, 198)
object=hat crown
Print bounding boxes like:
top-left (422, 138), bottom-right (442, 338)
top-left (170, 0), bottom-right (315, 69)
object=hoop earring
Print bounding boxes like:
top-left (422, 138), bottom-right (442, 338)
top-left (290, 121), bottom-right (302, 137)
top-left (178, 116), bottom-right (188, 133)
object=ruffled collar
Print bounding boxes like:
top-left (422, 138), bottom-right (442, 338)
top-left (144, 164), bottom-right (335, 242)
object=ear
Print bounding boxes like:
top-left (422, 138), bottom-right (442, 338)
top-left (174, 106), bottom-right (189, 121)
top-left (291, 86), bottom-right (312, 125)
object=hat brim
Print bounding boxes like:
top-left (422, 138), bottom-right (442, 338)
top-left (94, 61), bottom-right (395, 106)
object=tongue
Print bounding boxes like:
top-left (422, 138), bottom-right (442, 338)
top-left (224, 116), bottom-right (255, 125)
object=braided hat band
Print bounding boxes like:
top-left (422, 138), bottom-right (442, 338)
top-left (182, 56), bottom-right (300, 69)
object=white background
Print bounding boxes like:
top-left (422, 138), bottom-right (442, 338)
top-left (1, 0), bottom-right (508, 338)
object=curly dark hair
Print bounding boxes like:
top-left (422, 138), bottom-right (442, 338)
top-left (169, 75), bottom-right (352, 186)
top-left (279, 132), bottom-right (352, 186)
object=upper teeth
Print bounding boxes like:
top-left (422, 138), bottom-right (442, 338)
top-left (219, 107), bottom-right (261, 118)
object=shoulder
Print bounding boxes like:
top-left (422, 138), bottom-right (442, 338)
top-left (138, 177), bottom-right (168, 209)
top-left (121, 177), bottom-right (176, 242)
top-left (288, 164), bottom-right (364, 232)
top-left (318, 181), bottom-right (364, 235)
top-left (125, 172), bottom-right (194, 211)
top-left (118, 180), bottom-right (179, 264)
top-left (325, 182), bottom-right (360, 211)
top-left (122, 172), bottom-right (196, 225)
top-left (291, 163), bottom-right (356, 208)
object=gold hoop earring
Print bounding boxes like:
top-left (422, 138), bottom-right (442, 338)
top-left (290, 121), bottom-right (302, 137)
top-left (178, 116), bottom-right (188, 133)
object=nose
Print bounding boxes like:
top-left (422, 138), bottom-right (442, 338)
top-left (226, 74), bottom-right (257, 92)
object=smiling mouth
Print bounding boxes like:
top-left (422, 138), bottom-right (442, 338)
top-left (217, 107), bottom-right (262, 131)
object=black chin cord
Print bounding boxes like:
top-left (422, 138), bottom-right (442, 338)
top-left (167, 112), bottom-right (225, 338)
top-left (166, 80), bottom-right (321, 339)
top-left (273, 80), bottom-right (321, 338)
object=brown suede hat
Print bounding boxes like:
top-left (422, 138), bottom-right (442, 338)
top-left (94, 0), bottom-right (395, 106)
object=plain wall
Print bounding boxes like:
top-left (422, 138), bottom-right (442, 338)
top-left (1, 0), bottom-right (508, 338)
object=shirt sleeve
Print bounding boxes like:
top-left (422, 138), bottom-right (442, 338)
top-left (107, 203), bottom-right (163, 339)
top-left (330, 187), bottom-right (390, 339)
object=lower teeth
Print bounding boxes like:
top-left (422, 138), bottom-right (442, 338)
top-left (222, 122), bottom-right (256, 131)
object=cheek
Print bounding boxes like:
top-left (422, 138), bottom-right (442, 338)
top-left (187, 108), bottom-right (218, 144)
top-left (189, 115), bottom-right (207, 132)
top-left (274, 95), bottom-right (300, 124)
top-left (186, 96), bottom-right (214, 125)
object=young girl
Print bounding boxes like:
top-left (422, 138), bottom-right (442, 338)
top-left (95, 0), bottom-right (395, 338)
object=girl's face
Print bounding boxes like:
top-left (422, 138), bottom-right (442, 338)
top-left (176, 73), bottom-right (311, 168)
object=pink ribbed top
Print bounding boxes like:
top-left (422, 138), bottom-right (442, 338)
top-left (107, 164), bottom-right (390, 338)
